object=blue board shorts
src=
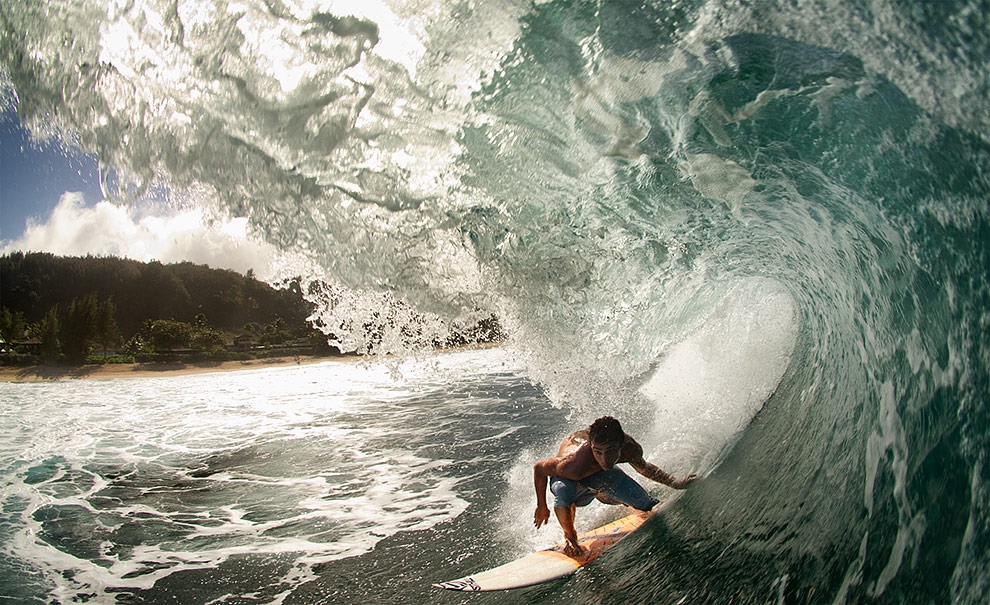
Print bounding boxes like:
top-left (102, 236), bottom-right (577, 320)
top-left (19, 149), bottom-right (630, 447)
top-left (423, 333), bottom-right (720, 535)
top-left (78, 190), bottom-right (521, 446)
top-left (550, 467), bottom-right (659, 511)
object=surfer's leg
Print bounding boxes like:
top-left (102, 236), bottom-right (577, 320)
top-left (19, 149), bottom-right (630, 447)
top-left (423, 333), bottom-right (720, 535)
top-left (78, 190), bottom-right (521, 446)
top-left (549, 479), bottom-right (589, 555)
top-left (581, 468), bottom-right (659, 511)
top-left (594, 493), bottom-right (623, 506)
top-left (549, 476), bottom-right (576, 508)
top-left (553, 504), bottom-right (584, 555)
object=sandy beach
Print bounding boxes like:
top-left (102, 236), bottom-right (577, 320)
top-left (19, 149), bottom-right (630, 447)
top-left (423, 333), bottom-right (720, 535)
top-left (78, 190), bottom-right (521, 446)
top-left (0, 355), bottom-right (349, 383)
top-left (0, 341), bottom-right (507, 383)
top-left (0, 343), bottom-right (505, 383)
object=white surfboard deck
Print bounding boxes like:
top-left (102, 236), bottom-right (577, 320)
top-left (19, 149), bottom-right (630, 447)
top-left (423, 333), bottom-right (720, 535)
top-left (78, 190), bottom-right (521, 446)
top-left (433, 511), bottom-right (650, 592)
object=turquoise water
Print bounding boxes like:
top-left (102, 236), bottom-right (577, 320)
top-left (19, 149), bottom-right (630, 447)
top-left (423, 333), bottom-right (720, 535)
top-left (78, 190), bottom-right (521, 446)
top-left (1, 0), bottom-right (988, 602)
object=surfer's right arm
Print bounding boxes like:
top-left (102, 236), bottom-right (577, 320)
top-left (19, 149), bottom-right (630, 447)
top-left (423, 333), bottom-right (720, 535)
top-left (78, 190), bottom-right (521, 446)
top-left (533, 458), bottom-right (584, 555)
top-left (533, 458), bottom-right (556, 528)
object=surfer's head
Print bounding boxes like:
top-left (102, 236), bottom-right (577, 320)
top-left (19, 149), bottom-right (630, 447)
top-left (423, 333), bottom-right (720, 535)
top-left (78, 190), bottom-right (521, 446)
top-left (589, 416), bottom-right (624, 470)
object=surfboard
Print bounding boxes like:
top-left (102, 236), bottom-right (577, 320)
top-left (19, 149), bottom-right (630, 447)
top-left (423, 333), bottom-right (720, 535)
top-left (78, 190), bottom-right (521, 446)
top-left (433, 511), bottom-right (650, 591)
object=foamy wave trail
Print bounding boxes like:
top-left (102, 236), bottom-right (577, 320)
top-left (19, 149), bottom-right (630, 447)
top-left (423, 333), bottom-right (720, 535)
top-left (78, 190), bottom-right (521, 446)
top-left (2, 0), bottom-right (988, 602)
top-left (0, 351), bottom-right (551, 603)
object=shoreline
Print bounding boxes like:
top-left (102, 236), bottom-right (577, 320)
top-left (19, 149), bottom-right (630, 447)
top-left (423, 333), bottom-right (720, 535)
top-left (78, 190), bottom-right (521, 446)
top-left (0, 355), bottom-right (350, 383)
top-left (0, 342), bottom-right (506, 383)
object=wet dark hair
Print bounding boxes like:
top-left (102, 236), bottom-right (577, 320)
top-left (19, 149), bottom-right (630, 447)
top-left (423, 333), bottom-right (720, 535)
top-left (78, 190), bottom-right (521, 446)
top-left (588, 416), bottom-right (624, 446)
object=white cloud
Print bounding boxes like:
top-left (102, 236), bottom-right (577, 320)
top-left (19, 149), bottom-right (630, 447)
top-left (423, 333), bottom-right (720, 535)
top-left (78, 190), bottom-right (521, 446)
top-left (1, 192), bottom-right (280, 280)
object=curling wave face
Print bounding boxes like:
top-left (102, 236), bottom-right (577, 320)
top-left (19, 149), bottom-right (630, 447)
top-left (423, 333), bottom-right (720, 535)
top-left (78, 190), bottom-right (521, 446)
top-left (2, 0), bottom-right (988, 602)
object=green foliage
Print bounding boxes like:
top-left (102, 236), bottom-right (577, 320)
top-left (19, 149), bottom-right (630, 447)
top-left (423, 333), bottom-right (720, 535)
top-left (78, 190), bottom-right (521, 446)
top-left (95, 298), bottom-right (121, 358)
top-left (1, 252), bottom-right (506, 366)
top-left (36, 307), bottom-right (61, 362)
top-left (260, 317), bottom-right (290, 345)
top-left (84, 354), bottom-right (135, 365)
top-left (1, 351), bottom-right (39, 366)
top-left (62, 294), bottom-right (100, 363)
top-left (0, 252), bottom-right (312, 337)
top-left (1, 253), bottom-right (324, 362)
top-left (147, 319), bottom-right (194, 352)
top-left (1, 307), bottom-right (26, 345)
top-left (190, 321), bottom-right (226, 354)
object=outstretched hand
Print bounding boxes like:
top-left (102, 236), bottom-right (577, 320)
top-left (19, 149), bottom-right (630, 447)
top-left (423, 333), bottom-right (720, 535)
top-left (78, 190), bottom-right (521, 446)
top-left (534, 505), bottom-right (551, 529)
top-left (674, 473), bottom-right (698, 489)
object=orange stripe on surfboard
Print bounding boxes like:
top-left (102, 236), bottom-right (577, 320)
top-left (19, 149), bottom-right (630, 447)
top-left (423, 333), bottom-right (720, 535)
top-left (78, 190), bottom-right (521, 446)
top-left (433, 511), bottom-right (652, 591)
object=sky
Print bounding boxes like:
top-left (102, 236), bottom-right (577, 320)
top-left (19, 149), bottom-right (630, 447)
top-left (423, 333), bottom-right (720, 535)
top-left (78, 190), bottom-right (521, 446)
top-left (0, 108), bottom-right (280, 280)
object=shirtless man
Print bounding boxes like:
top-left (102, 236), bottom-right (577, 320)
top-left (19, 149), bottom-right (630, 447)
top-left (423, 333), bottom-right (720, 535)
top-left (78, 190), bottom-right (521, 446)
top-left (533, 416), bottom-right (696, 555)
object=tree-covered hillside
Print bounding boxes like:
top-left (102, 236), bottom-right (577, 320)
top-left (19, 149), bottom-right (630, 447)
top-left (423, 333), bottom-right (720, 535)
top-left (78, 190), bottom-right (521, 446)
top-left (1, 252), bottom-right (327, 364)
top-left (1, 252), bottom-right (311, 337)
top-left (1, 252), bottom-right (504, 366)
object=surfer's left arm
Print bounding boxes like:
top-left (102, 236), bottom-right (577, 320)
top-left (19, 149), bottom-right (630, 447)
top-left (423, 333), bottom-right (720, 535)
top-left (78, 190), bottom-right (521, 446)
top-left (626, 440), bottom-right (697, 489)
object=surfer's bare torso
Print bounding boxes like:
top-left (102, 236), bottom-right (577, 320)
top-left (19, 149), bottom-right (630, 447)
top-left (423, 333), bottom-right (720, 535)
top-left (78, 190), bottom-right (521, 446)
top-left (548, 430), bottom-right (642, 480)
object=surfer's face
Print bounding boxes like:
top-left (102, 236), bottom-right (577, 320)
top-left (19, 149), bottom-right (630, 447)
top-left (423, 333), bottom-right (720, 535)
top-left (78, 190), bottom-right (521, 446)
top-left (591, 442), bottom-right (621, 470)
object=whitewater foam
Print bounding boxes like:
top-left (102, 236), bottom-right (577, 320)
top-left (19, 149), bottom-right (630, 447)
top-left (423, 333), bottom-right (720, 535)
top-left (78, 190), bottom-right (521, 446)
top-left (638, 278), bottom-right (797, 473)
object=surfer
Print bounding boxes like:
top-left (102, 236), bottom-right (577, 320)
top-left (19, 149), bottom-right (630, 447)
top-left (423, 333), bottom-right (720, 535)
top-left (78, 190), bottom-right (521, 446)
top-left (533, 416), bottom-right (696, 556)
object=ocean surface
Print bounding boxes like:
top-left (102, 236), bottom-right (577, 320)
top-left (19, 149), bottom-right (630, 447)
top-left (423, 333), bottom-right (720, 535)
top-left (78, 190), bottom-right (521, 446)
top-left (1, 0), bottom-right (988, 603)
